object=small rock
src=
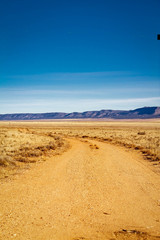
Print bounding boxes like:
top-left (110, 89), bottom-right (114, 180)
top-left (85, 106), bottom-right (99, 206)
top-left (103, 212), bottom-right (110, 215)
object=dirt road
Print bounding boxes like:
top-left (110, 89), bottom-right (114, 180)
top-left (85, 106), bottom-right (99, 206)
top-left (0, 138), bottom-right (160, 240)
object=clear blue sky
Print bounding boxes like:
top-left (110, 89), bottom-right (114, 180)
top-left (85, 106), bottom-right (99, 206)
top-left (0, 0), bottom-right (160, 113)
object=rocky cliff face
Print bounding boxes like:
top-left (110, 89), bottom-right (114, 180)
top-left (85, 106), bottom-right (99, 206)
top-left (0, 107), bottom-right (160, 120)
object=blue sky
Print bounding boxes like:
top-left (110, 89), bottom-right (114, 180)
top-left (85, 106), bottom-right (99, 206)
top-left (0, 0), bottom-right (160, 113)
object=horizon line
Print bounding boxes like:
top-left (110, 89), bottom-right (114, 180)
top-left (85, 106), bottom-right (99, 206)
top-left (0, 106), bottom-right (159, 115)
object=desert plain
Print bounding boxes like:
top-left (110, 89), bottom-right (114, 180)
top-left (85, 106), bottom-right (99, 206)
top-left (0, 120), bottom-right (160, 240)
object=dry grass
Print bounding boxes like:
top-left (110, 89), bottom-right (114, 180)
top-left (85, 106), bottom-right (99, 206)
top-left (0, 127), bottom-right (69, 179)
top-left (0, 120), bottom-right (160, 178)
top-left (53, 125), bottom-right (160, 163)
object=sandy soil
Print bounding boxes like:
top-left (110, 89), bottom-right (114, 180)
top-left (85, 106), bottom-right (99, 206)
top-left (0, 137), bottom-right (160, 240)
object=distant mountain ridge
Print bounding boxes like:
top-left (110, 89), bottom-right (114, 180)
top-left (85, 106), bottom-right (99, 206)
top-left (0, 107), bottom-right (160, 120)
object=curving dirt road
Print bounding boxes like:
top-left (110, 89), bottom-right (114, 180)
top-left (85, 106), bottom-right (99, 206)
top-left (0, 138), bottom-right (160, 240)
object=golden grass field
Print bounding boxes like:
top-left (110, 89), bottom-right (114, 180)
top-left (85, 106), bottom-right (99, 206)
top-left (0, 120), bottom-right (159, 179)
top-left (0, 125), bottom-right (69, 179)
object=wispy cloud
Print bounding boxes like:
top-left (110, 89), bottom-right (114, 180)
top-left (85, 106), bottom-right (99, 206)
top-left (2, 96), bottom-right (160, 106)
top-left (0, 86), bottom-right (159, 97)
top-left (7, 71), bottom-right (133, 79)
top-left (0, 88), bottom-right (96, 95)
top-left (1, 71), bottom-right (159, 113)
top-left (0, 97), bottom-right (159, 114)
top-left (3, 71), bottom-right (160, 87)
